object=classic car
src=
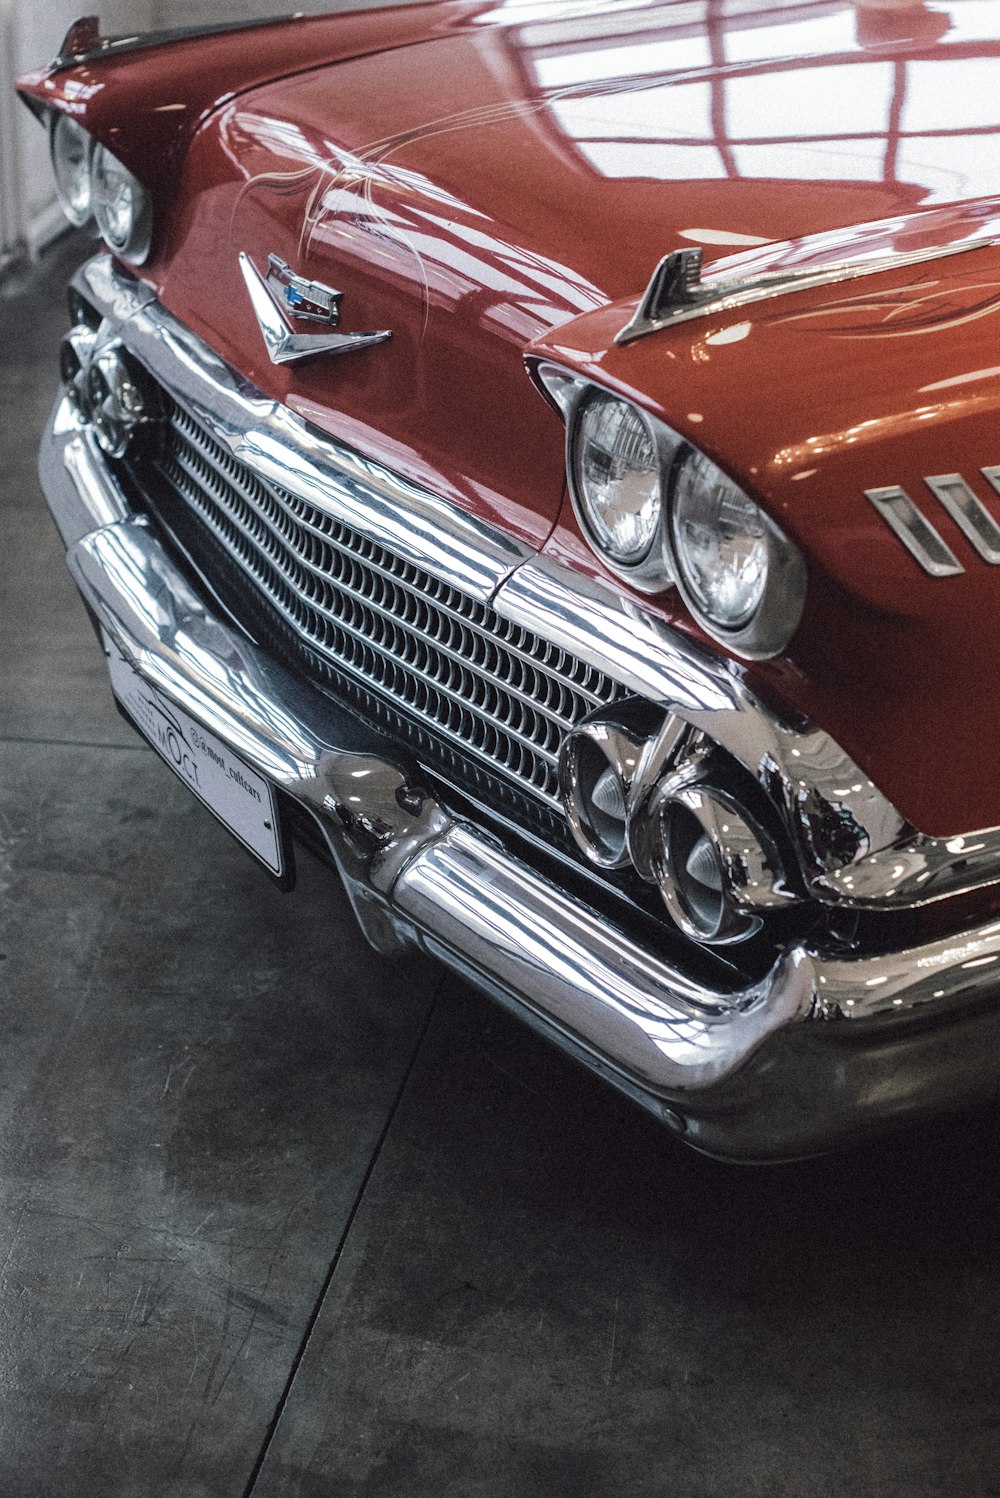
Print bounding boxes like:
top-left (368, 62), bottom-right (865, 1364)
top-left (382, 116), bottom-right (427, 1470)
top-left (17, 0), bottom-right (1000, 1160)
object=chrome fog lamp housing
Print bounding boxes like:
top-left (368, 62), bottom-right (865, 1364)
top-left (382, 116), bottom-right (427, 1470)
top-left (559, 709), bottom-right (661, 869)
top-left (651, 778), bottom-right (796, 945)
top-left (669, 449), bottom-right (807, 657)
top-left (50, 113), bottom-right (94, 228)
top-left (91, 143), bottom-right (152, 265)
top-left (59, 325), bottom-right (98, 410)
top-left (83, 343), bottom-right (162, 458)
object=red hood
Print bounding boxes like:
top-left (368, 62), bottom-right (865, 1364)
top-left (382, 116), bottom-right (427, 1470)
top-left (19, 0), bottom-right (1000, 835)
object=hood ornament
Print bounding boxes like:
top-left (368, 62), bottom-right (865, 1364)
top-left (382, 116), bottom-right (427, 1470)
top-left (238, 253), bottom-right (391, 366)
top-left (616, 234), bottom-right (1000, 346)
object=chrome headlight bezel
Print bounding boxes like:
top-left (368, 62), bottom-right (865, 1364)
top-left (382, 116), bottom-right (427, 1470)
top-left (46, 110), bottom-right (153, 266)
top-left (537, 363), bottom-right (807, 659)
top-left (558, 376), bottom-right (680, 594)
top-left (90, 141), bottom-right (153, 266)
top-left (49, 112), bottom-right (95, 229)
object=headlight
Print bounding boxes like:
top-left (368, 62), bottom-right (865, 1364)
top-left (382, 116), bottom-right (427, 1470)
top-left (670, 450), bottom-right (768, 628)
top-left (571, 391), bottom-right (663, 566)
top-left (50, 114), bottom-right (94, 228)
top-left (669, 447), bottom-right (806, 656)
top-left (540, 364), bottom-right (806, 656)
top-left (91, 143), bottom-right (152, 265)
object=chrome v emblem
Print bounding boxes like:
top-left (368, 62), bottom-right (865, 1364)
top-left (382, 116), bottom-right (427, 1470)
top-left (238, 253), bottom-right (392, 366)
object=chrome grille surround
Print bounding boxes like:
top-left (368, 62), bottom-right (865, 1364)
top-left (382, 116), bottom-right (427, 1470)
top-left (146, 394), bottom-right (625, 813)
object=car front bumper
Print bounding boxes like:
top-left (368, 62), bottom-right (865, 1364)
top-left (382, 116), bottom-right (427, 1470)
top-left (36, 386), bottom-right (1000, 1161)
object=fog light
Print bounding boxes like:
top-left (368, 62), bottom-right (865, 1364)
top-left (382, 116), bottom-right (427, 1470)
top-left (59, 326), bottom-right (97, 410)
top-left (83, 344), bottom-right (160, 458)
top-left (559, 708), bottom-right (663, 869)
top-left (653, 781), bottom-right (794, 945)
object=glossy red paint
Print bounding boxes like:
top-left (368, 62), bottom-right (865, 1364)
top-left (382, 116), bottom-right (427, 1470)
top-left (18, 0), bottom-right (1000, 836)
top-left (15, 5), bottom-right (484, 208)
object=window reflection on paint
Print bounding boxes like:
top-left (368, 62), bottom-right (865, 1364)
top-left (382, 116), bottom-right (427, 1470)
top-left (721, 12), bottom-right (859, 63)
top-left (901, 59), bottom-right (1000, 131)
top-left (525, 3), bottom-right (1000, 201)
top-left (725, 64), bottom-right (894, 138)
top-left (580, 142), bottom-right (729, 179)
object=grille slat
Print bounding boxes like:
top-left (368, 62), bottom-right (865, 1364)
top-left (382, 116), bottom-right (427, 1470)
top-left (170, 435), bottom-right (578, 738)
top-left (147, 396), bottom-right (625, 811)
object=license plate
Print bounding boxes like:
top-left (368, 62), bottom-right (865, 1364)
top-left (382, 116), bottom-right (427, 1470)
top-left (104, 634), bottom-right (285, 877)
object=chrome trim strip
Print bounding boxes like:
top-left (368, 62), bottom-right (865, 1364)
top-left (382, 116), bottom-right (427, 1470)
top-left (37, 400), bottom-right (1000, 1158)
top-left (617, 235), bottom-right (997, 346)
top-left (864, 485), bottom-right (964, 578)
top-left (980, 465), bottom-right (1000, 506)
top-left (71, 257), bottom-right (531, 604)
top-left (925, 473), bottom-right (1000, 565)
top-left (52, 13), bottom-right (299, 71)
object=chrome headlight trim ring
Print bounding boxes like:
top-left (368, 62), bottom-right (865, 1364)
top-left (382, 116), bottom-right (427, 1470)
top-left (667, 447), bottom-right (808, 661)
top-left (552, 368), bottom-right (680, 595)
top-left (537, 363), bottom-right (807, 659)
top-left (49, 112), bottom-right (95, 229)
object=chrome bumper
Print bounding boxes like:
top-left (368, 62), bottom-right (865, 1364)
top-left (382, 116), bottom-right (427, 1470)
top-left (39, 397), bottom-right (1000, 1160)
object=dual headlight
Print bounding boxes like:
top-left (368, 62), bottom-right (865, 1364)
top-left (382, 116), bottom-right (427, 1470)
top-left (50, 113), bottom-right (152, 265)
top-left (548, 370), bottom-right (806, 659)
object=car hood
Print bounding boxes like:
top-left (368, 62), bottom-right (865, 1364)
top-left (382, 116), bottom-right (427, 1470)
top-left (141, 0), bottom-right (1000, 548)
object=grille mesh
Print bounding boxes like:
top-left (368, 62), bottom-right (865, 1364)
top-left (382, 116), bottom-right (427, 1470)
top-left (146, 397), bottom-right (625, 813)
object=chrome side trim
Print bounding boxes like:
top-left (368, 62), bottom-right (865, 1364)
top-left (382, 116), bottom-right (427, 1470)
top-left (864, 485), bottom-right (964, 578)
top-left (925, 474), bottom-right (1000, 565)
top-left (72, 257), bottom-right (530, 604)
top-left (37, 398), bottom-right (1000, 1158)
top-left (980, 466), bottom-right (1000, 506)
top-left (617, 235), bottom-right (998, 345)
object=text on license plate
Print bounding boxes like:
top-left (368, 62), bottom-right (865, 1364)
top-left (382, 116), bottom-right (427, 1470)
top-left (103, 633), bottom-right (284, 876)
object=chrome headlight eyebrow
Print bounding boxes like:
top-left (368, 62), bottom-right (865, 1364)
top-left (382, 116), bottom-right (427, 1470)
top-left (536, 363), bottom-right (806, 659)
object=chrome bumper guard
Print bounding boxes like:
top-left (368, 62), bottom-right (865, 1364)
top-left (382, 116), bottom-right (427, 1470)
top-left (40, 395), bottom-right (1000, 1160)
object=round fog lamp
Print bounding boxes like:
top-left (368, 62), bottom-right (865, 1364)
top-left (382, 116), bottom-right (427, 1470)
top-left (83, 345), bottom-right (160, 458)
top-left (50, 114), bottom-right (94, 228)
top-left (559, 712), bottom-right (656, 870)
top-left (573, 392), bottom-right (662, 564)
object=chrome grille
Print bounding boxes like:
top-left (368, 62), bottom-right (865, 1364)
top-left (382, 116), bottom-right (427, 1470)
top-left (147, 397), bottom-right (625, 811)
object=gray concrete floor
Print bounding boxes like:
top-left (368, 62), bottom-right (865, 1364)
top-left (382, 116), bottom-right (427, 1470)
top-left (4, 235), bottom-right (1000, 1498)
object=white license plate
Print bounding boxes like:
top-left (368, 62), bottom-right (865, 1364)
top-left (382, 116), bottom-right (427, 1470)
top-left (103, 634), bottom-right (285, 877)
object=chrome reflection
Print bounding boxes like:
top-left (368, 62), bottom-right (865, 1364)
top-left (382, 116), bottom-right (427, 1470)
top-left (865, 484), bottom-right (964, 577)
top-left (651, 772), bottom-right (798, 945)
top-left (69, 254), bottom-right (1000, 916)
top-left (39, 388), bottom-right (1000, 1159)
top-left (558, 702), bottom-right (676, 869)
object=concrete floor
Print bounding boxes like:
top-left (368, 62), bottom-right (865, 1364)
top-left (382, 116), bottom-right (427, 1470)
top-left (4, 235), bottom-right (1000, 1498)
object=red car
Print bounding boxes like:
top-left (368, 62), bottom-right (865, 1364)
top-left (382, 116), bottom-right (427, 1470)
top-left (18, 1), bottom-right (1000, 1159)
